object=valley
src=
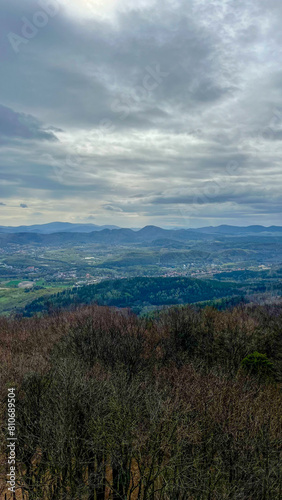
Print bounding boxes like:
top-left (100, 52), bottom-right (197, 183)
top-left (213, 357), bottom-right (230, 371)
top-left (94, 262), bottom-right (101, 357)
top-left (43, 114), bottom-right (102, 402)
top-left (0, 224), bottom-right (281, 315)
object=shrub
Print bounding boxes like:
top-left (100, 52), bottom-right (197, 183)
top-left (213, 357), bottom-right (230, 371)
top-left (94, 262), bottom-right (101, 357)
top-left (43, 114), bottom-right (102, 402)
top-left (241, 351), bottom-right (274, 379)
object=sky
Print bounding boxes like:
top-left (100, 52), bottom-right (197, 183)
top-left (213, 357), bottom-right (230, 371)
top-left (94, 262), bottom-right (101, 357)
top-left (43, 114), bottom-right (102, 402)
top-left (0, 0), bottom-right (282, 228)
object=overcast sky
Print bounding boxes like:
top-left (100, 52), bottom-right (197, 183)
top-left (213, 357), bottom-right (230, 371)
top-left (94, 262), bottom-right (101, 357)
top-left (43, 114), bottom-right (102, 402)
top-left (0, 0), bottom-right (282, 228)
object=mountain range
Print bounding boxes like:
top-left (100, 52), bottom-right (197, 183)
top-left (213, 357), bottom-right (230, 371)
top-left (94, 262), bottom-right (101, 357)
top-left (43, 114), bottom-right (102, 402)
top-left (0, 222), bottom-right (282, 235)
top-left (0, 222), bottom-right (119, 234)
top-left (0, 224), bottom-right (282, 248)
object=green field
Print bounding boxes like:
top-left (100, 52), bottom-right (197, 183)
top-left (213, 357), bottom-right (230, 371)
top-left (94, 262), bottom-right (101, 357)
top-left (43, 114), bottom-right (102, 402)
top-left (0, 284), bottom-right (69, 315)
top-left (4, 280), bottom-right (22, 287)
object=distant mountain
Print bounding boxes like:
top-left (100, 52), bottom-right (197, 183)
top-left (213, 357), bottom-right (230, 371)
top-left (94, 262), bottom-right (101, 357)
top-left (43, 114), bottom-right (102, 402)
top-left (194, 225), bottom-right (282, 235)
top-left (0, 225), bottom-right (215, 247)
top-left (0, 224), bottom-right (281, 248)
top-left (1, 222), bottom-right (281, 237)
top-left (0, 222), bottom-right (120, 234)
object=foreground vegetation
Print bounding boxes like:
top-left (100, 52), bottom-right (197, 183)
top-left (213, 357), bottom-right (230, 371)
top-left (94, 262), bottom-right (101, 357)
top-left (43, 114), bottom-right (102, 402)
top-left (1, 300), bottom-right (282, 499)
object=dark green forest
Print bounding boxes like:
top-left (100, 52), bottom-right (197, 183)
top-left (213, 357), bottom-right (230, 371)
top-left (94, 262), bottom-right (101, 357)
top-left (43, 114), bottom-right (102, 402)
top-left (22, 276), bottom-right (279, 317)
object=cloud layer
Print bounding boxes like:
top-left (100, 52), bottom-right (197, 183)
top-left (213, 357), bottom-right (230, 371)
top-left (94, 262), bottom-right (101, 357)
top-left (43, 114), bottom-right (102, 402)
top-left (0, 0), bottom-right (281, 226)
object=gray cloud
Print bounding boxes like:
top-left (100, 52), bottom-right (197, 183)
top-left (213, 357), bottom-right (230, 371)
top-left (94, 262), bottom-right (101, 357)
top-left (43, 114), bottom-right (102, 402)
top-left (20, 203), bottom-right (28, 208)
top-left (0, 104), bottom-right (58, 142)
top-left (0, 0), bottom-right (281, 226)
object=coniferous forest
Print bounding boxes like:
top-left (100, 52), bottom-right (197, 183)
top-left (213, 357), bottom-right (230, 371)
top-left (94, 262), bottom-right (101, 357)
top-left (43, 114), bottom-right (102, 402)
top-left (1, 302), bottom-right (282, 499)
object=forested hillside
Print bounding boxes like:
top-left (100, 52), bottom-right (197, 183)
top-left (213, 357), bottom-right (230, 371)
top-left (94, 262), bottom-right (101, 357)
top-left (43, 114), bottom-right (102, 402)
top-left (23, 277), bottom-right (245, 316)
top-left (1, 301), bottom-right (282, 498)
top-left (23, 276), bottom-right (281, 317)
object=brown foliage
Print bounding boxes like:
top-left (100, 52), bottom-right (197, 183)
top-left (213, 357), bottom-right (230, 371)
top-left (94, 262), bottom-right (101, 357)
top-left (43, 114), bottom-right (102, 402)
top-left (0, 302), bottom-right (282, 499)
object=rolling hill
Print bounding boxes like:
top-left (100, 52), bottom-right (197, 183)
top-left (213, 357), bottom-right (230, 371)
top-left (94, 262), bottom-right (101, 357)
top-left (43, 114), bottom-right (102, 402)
top-left (23, 276), bottom-right (245, 316)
